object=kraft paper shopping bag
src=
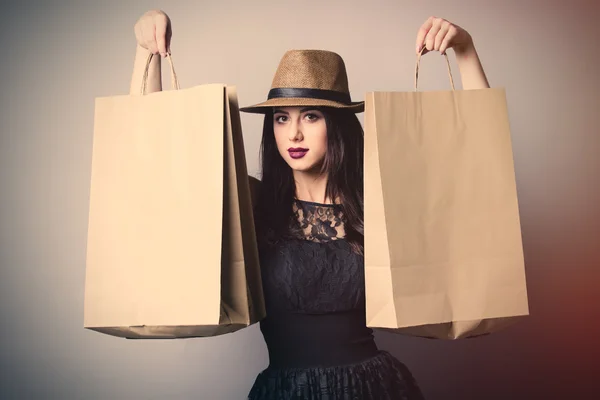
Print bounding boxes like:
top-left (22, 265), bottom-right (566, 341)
top-left (364, 49), bottom-right (529, 339)
top-left (84, 53), bottom-right (265, 339)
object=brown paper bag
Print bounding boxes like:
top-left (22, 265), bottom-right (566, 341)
top-left (84, 54), bottom-right (265, 339)
top-left (364, 51), bottom-right (529, 339)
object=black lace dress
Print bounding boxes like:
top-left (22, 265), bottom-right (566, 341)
top-left (247, 199), bottom-right (425, 400)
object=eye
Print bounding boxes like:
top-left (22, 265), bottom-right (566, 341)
top-left (304, 113), bottom-right (321, 122)
top-left (274, 115), bottom-right (288, 123)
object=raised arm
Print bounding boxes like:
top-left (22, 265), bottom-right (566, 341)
top-left (415, 16), bottom-right (490, 90)
top-left (129, 10), bottom-right (172, 95)
top-left (129, 10), bottom-right (263, 213)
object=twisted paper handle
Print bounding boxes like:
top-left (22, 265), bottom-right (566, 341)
top-left (141, 52), bottom-right (180, 95)
top-left (414, 47), bottom-right (455, 91)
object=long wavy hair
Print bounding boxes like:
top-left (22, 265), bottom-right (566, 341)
top-left (254, 107), bottom-right (364, 255)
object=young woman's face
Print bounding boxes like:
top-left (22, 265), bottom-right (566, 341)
top-left (272, 107), bottom-right (327, 173)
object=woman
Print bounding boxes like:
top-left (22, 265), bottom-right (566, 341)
top-left (131, 9), bottom-right (490, 399)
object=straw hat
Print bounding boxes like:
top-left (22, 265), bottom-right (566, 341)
top-left (240, 49), bottom-right (364, 114)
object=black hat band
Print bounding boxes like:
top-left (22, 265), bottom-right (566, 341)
top-left (267, 88), bottom-right (352, 105)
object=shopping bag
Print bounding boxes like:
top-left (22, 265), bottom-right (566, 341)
top-left (363, 50), bottom-right (529, 339)
top-left (84, 53), bottom-right (265, 339)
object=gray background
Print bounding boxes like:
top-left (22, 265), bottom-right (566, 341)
top-left (1, 0), bottom-right (599, 398)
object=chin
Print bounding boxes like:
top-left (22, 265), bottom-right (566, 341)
top-left (284, 157), bottom-right (319, 173)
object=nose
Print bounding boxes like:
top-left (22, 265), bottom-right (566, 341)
top-left (288, 119), bottom-right (304, 142)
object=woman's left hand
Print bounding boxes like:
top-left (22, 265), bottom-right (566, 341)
top-left (415, 16), bottom-right (474, 55)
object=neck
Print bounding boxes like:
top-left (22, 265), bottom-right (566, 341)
top-left (293, 169), bottom-right (332, 204)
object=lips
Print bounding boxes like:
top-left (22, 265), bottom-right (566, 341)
top-left (288, 147), bottom-right (309, 159)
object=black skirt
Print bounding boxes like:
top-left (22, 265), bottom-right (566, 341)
top-left (247, 350), bottom-right (425, 400)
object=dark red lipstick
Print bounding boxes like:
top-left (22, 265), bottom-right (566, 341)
top-left (288, 147), bottom-right (309, 159)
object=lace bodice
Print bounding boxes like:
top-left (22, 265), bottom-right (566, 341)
top-left (257, 199), bottom-right (365, 315)
top-left (290, 199), bottom-right (346, 242)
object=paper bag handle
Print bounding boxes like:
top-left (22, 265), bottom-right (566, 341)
top-left (414, 47), bottom-right (455, 91)
top-left (141, 52), bottom-right (181, 95)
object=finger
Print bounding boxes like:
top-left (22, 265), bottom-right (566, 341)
top-left (416, 16), bottom-right (435, 53)
top-left (439, 25), bottom-right (456, 54)
top-left (166, 22), bottom-right (172, 54)
top-left (140, 23), bottom-right (158, 54)
top-left (138, 23), bottom-right (148, 50)
top-left (134, 23), bottom-right (144, 48)
top-left (425, 18), bottom-right (442, 52)
top-left (155, 15), bottom-right (169, 56)
top-left (434, 22), bottom-right (450, 52)
top-left (148, 26), bottom-right (159, 54)
top-left (141, 17), bottom-right (159, 54)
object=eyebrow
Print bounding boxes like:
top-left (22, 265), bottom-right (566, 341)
top-left (273, 108), bottom-right (320, 115)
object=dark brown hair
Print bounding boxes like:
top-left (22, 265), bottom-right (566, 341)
top-left (255, 107), bottom-right (364, 255)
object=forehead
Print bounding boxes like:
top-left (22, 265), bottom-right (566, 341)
top-left (273, 106), bottom-right (320, 114)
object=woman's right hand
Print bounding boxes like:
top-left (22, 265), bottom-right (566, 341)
top-left (134, 9), bottom-right (172, 57)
